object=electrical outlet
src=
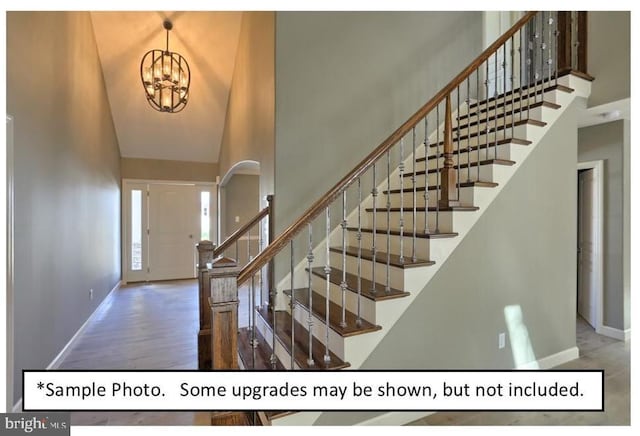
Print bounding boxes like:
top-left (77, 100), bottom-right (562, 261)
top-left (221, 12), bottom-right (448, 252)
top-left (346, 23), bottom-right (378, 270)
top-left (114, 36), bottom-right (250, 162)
top-left (89, 289), bottom-right (94, 300)
top-left (235, 216), bottom-right (240, 223)
top-left (498, 332), bottom-right (506, 349)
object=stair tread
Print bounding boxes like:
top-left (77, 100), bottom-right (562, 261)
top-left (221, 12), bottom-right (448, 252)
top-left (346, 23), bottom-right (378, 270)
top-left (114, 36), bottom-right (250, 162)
top-left (454, 101), bottom-right (559, 131)
top-left (238, 327), bottom-right (285, 370)
top-left (403, 159), bottom-right (515, 177)
top-left (256, 307), bottom-right (350, 370)
top-left (330, 245), bottom-right (435, 268)
top-left (348, 227), bottom-right (458, 239)
top-left (416, 138), bottom-right (531, 162)
top-left (428, 118), bottom-right (546, 147)
top-left (467, 83), bottom-right (574, 110)
top-left (459, 100), bottom-right (561, 123)
top-left (283, 288), bottom-right (382, 337)
top-left (385, 181), bottom-right (498, 194)
top-left (310, 266), bottom-right (410, 301)
top-left (366, 206), bottom-right (479, 212)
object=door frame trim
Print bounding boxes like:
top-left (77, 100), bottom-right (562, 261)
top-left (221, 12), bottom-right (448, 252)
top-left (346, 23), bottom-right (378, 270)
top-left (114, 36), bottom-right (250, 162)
top-left (121, 179), bottom-right (217, 283)
top-left (577, 160), bottom-right (604, 333)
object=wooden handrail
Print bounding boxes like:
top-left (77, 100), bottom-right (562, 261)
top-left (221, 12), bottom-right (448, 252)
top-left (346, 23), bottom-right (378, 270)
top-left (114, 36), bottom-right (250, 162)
top-left (237, 11), bottom-right (537, 285)
top-left (214, 206), bottom-right (269, 258)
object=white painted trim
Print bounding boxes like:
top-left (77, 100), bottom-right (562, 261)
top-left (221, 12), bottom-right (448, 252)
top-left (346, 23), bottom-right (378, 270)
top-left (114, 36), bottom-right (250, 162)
top-left (121, 178), bottom-right (216, 187)
top-left (219, 160), bottom-right (260, 187)
top-left (357, 411), bottom-right (434, 426)
top-left (577, 160), bottom-right (604, 334)
top-left (597, 325), bottom-right (631, 342)
top-left (517, 346), bottom-right (580, 370)
top-left (47, 281), bottom-right (122, 369)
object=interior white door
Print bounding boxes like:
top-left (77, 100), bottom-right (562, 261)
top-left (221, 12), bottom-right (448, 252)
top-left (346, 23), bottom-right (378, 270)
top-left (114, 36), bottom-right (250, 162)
top-left (148, 183), bottom-right (199, 281)
top-left (577, 169), bottom-right (597, 327)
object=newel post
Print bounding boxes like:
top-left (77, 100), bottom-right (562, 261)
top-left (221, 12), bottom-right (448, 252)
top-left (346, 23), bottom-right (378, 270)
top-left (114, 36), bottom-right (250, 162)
top-left (267, 194), bottom-right (275, 310)
top-left (439, 95), bottom-right (460, 208)
top-left (196, 240), bottom-right (215, 369)
top-left (208, 256), bottom-right (240, 369)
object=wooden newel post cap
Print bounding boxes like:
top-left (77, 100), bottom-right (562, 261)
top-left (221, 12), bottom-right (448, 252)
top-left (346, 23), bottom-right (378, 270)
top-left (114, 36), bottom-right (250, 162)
top-left (196, 240), bottom-right (216, 270)
top-left (210, 256), bottom-right (238, 272)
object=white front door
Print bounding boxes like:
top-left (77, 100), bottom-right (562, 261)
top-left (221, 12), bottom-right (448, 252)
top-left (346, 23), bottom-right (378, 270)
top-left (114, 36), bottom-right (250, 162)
top-left (148, 183), bottom-right (199, 281)
top-left (577, 169), bottom-right (597, 327)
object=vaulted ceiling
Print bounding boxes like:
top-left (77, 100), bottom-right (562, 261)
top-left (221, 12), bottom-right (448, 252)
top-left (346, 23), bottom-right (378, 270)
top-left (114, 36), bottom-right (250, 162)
top-left (90, 11), bottom-right (242, 163)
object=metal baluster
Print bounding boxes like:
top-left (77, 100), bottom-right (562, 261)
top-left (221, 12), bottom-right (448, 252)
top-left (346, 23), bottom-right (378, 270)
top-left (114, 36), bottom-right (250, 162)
top-left (547, 12), bottom-right (558, 95)
top-left (251, 260), bottom-right (258, 366)
top-left (323, 207), bottom-right (331, 364)
top-left (270, 264), bottom-right (277, 367)
top-left (235, 240), bottom-right (239, 265)
top-left (247, 226), bottom-right (251, 268)
top-left (370, 163), bottom-right (377, 294)
top-left (456, 85), bottom-right (461, 202)
top-left (466, 77), bottom-right (471, 182)
top-left (476, 68), bottom-right (481, 182)
top-left (399, 137), bottom-right (405, 262)
top-left (502, 42), bottom-right (507, 146)
top-left (540, 12), bottom-right (546, 103)
top-left (435, 103), bottom-right (440, 233)
top-left (412, 127), bottom-right (417, 261)
top-left (554, 12), bottom-right (559, 87)
top-left (356, 177), bottom-right (362, 326)
top-left (340, 190), bottom-right (347, 327)
top-left (494, 51), bottom-right (499, 159)
top-left (511, 35), bottom-right (516, 139)
top-left (531, 14), bottom-right (537, 108)
top-left (485, 60), bottom-right (490, 162)
top-left (423, 117), bottom-right (430, 234)
top-left (519, 26), bottom-right (525, 122)
top-left (306, 223), bottom-right (314, 366)
top-left (289, 240), bottom-right (295, 369)
top-left (385, 150), bottom-right (391, 292)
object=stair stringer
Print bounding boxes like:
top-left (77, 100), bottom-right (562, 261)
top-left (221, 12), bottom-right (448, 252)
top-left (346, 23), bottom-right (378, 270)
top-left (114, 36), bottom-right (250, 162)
top-left (268, 75), bottom-right (590, 426)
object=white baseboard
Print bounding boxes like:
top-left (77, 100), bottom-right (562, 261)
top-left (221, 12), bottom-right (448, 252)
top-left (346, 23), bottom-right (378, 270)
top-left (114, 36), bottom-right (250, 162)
top-left (598, 325), bottom-right (631, 342)
top-left (47, 280), bottom-right (122, 370)
top-left (358, 411), bottom-right (434, 426)
top-left (517, 346), bottom-right (580, 369)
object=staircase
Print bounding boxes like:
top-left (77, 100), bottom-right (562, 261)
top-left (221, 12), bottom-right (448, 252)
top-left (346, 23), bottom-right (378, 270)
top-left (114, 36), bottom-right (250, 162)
top-left (229, 11), bottom-right (593, 426)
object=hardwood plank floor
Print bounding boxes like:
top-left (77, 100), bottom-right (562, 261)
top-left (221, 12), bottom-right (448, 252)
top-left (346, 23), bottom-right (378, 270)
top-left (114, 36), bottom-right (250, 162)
top-left (58, 279), bottom-right (211, 426)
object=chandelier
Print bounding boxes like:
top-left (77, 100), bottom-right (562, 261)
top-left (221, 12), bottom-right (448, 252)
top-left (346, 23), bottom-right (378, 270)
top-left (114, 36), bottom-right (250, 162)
top-left (140, 19), bottom-right (190, 113)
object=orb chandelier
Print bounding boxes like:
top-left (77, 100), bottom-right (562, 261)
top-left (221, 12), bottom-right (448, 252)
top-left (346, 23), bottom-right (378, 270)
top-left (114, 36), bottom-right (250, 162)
top-left (140, 19), bottom-right (190, 113)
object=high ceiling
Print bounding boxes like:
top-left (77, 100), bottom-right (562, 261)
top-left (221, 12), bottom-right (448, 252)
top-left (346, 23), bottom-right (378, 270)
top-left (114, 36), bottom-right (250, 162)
top-left (90, 11), bottom-right (242, 163)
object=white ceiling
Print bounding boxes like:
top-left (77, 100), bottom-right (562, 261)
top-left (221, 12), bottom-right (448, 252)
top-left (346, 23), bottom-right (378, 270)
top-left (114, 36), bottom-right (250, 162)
top-left (90, 11), bottom-right (242, 163)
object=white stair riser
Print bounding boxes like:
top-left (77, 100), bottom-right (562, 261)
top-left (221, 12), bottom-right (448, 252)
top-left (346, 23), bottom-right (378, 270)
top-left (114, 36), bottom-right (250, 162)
top-left (417, 143), bottom-right (514, 171)
top-left (349, 230), bottom-right (432, 258)
top-left (451, 105), bottom-right (544, 138)
top-left (329, 250), bottom-right (405, 290)
top-left (401, 163), bottom-right (497, 188)
top-left (367, 210), bottom-right (464, 234)
top-left (386, 184), bottom-right (476, 208)
top-left (465, 88), bottom-right (560, 117)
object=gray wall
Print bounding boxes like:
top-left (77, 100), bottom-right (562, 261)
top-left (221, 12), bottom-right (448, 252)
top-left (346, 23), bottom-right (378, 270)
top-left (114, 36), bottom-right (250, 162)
top-left (578, 120), bottom-right (629, 330)
top-left (274, 11), bottom-right (484, 281)
top-left (218, 12), bottom-right (275, 208)
top-left (121, 158), bottom-right (218, 182)
top-left (7, 12), bottom-right (122, 404)
top-left (587, 12), bottom-right (630, 107)
top-left (221, 175), bottom-right (261, 265)
top-left (315, 101), bottom-right (580, 426)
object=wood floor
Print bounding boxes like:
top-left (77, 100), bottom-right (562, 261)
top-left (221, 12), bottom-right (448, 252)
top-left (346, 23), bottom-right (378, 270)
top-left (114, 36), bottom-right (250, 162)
top-left (59, 280), bottom-right (630, 426)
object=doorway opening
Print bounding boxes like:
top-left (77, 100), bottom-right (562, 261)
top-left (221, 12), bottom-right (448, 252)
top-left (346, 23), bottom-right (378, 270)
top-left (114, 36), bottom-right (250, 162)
top-left (576, 161), bottom-right (604, 333)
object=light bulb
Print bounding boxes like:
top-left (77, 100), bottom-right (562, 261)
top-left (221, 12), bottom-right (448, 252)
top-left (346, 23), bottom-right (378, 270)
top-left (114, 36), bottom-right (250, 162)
top-left (146, 85), bottom-right (154, 96)
top-left (180, 75), bottom-right (187, 88)
top-left (143, 68), bottom-right (152, 84)
top-left (162, 94), bottom-right (171, 109)
top-left (153, 65), bottom-right (161, 80)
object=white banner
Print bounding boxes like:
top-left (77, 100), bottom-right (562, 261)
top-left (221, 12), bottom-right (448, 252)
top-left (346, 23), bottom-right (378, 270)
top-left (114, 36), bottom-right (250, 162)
top-left (23, 370), bottom-right (603, 412)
